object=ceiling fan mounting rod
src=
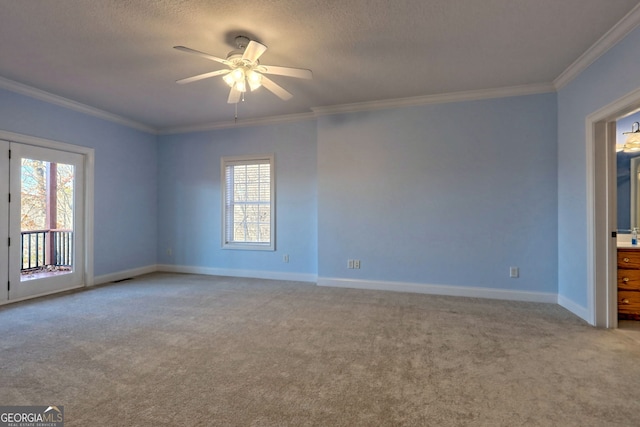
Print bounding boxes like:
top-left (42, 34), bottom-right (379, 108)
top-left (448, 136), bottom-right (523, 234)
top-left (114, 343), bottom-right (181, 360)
top-left (234, 35), bottom-right (251, 50)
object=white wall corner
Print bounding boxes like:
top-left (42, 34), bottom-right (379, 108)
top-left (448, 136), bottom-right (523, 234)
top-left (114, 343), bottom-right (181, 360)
top-left (557, 294), bottom-right (591, 323)
top-left (93, 264), bottom-right (159, 286)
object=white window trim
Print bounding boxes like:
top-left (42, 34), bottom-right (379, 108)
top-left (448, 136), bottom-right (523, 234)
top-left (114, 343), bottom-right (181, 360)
top-left (221, 154), bottom-right (275, 251)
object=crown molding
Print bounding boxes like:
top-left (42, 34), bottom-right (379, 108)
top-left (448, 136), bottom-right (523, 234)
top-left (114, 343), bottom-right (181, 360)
top-left (3, 2), bottom-right (638, 135)
top-left (158, 111), bottom-right (317, 134)
top-left (310, 83), bottom-right (556, 117)
top-left (162, 83), bottom-right (555, 133)
top-left (0, 75), bottom-right (157, 134)
top-left (554, 3), bottom-right (640, 90)
top-left (1, 74), bottom-right (557, 136)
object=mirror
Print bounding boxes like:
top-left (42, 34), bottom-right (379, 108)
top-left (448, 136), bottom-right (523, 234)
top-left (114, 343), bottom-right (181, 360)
top-left (631, 157), bottom-right (640, 229)
top-left (617, 112), bottom-right (640, 230)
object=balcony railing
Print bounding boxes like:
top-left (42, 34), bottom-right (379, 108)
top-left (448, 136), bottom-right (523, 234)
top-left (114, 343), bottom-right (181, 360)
top-left (21, 229), bottom-right (73, 272)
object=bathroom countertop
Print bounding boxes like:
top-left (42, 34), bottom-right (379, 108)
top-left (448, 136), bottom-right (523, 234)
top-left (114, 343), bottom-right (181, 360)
top-left (617, 241), bottom-right (640, 249)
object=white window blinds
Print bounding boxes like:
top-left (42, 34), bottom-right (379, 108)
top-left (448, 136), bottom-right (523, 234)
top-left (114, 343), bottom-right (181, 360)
top-left (222, 155), bottom-right (274, 250)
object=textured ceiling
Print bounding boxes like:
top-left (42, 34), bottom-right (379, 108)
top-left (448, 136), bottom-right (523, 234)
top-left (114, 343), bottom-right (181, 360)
top-left (0, 0), bottom-right (639, 132)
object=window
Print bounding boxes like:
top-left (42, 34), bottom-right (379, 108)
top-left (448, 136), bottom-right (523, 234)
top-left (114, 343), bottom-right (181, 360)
top-left (221, 155), bottom-right (275, 250)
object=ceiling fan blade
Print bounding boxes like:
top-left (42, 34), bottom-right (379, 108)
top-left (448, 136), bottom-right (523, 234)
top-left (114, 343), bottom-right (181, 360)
top-left (260, 75), bottom-right (293, 101)
top-left (174, 46), bottom-right (229, 65)
top-left (176, 69), bottom-right (230, 84)
top-left (242, 40), bottom-right (267, 63)
top-left (227, 86), bottom-right (242, 104)
top-left (258, 65), bottom-right (312, 80)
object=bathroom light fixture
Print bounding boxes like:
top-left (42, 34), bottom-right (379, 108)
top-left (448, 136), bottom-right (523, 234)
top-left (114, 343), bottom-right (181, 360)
top-left (619, 121), bottom-right (640, 153)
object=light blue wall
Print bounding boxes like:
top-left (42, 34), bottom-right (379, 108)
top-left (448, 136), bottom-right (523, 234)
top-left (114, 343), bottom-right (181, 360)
top-left (558, 26), bottom-right (640, 309)
top-left (156, 121), bottom-right (317, 277)
top-left (11, 21), bottom-right (640, 307)
top-left (0, 89), bottom-right (158, 277)
top-left (317, 94), bottom-right (558, 292)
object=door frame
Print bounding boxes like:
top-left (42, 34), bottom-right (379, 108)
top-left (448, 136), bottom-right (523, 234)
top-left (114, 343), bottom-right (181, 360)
top-left (0, 140), bottom-right (8, 303)
top-left (588, 86), bottom-right (640, 327)
top-left (0, 130), bottom-right (94, 304)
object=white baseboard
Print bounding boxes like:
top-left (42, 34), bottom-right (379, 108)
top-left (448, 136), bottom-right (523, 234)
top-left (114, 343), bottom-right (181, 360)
top-left (92, 267), bottom-right (580, 317)
top-left (5, 265), bottom-right (589, 321)
top-left (557, 294), bottom-right (590, 323)
top-left (93, 264), bottom-right (159, 286)
top-left (317, 277), bottom-right (558, 304)
top-left (0, 284), bottom-right (84, 306)
top-left (157, 264), bottom-right (317, 283)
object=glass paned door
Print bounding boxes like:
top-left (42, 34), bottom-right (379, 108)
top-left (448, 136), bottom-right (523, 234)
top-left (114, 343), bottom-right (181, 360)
top-left (0, 140), bottom-right (8, 303)
top-left (8, 143), bottom-right (85, 300)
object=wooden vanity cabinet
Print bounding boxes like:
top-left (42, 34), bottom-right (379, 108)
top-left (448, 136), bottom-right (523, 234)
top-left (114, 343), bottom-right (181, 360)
top-left (618, 248), bottom-right (640, 320)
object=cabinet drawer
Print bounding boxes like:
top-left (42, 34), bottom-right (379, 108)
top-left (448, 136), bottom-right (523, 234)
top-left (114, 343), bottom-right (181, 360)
top-left (618, 291), bottom-right (640, 314)
top-left (618, 250), bottom-right (640, 269)
top-left (618, 269), bottom-right (640, 291)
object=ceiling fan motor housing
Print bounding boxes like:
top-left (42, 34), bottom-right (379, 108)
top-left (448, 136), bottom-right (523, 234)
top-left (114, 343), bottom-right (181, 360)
top-left (226, 51), bottom-right (246, 65)
top-left (227, 36), bottom-right (256, 66)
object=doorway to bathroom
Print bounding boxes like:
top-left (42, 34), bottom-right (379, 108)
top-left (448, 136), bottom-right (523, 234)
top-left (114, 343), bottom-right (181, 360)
top-left (589, 87), bottom-right (640, 328)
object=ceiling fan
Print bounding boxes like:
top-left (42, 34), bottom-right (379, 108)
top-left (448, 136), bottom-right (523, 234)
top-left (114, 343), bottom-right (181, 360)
top-left (174, 36), bottom-right (313, 104)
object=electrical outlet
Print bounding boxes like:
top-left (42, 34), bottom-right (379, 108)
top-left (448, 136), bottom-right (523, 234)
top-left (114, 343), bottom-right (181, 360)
top-left (348, 259), bottom-right (354, 269)
top-left (354, 259), bottom-right (361, 269)
top-left (283, 254), bottom-right (289, 263)
top-left (510, 266), bottom-right (519, 278)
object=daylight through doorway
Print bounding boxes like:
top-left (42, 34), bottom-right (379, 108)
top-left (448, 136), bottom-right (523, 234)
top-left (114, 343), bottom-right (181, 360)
top-left (19, 157), bottom-right (75, 281)
top-left (7, 143), bottom-right (85, 301)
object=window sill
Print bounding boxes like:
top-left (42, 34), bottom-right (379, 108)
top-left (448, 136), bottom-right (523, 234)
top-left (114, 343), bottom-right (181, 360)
top-left (222, 243), bottom-right (275, 251)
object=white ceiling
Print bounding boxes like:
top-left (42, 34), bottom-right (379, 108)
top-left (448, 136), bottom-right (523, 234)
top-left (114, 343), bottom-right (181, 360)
top-left (0, 0), bottom-right (639, 132)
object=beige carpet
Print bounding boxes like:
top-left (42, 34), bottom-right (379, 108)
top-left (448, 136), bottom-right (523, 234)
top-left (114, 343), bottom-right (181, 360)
top-left (1, 272), bottom-right (639, 426)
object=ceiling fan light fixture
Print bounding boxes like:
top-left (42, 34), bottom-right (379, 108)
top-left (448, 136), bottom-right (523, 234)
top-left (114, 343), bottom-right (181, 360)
top-left (222, 73), bottom-right (235, 88)
top-left (235, 80), bottom-right (247, 93)
top-left (247, 70), bottom-right (262, 91)
top-left (232, 68), bottom-right (245, 82)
